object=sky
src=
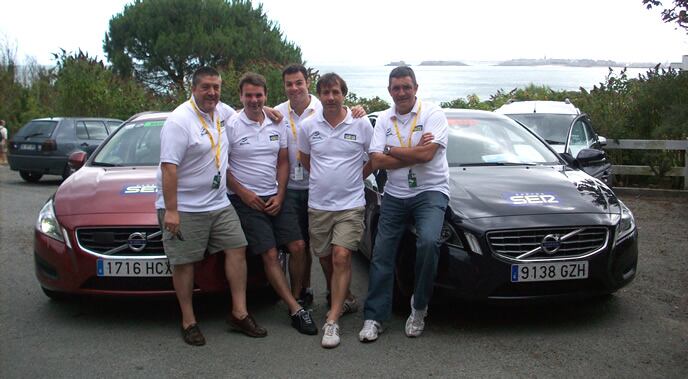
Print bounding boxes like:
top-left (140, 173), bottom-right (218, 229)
top-left (1, 0), bottom-right (686, 66)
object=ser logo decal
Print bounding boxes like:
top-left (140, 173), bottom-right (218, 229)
top-left (344, 133), bottom-right (357, 141)
top-left (122, 184), bottom-right (158, 195)
top-left (269, 134), bottom-right (280, 142)
top-left (505, 192), bottom-right (560, 206)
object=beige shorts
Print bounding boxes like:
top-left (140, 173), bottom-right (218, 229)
top-left (157, 206), bottom-right (247, 265)
top-left (308, 207), bottom-right (364, 257)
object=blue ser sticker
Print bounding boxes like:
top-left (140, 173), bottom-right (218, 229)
top-left (122, 184), bottom-right (158, 195)
top-left (505, 192), bottom-right (560, 206)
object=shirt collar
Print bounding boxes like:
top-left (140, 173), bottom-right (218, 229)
top-left (315, 107), bottom-right (353, 127)
top-left (238, 109), bottom-right (272, 127)
top-left (391, 97), bottom-right (420, 120)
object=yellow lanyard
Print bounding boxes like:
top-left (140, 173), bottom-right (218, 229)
top-left (189, 99), bottom-right (222, 171)
top-left (287, 102), bottom-right (313, 162)
top-left (393, 100), bottom-right (422, 147)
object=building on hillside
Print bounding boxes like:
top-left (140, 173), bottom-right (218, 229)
top-left (669, 55), bottom-right (688, 70)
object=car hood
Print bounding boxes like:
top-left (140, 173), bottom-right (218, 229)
top-left (55, 166), bottom-right (159, 216)
top-left (447, 165), bottom-right (618, 220)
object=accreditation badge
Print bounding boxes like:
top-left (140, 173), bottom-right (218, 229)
top-left (212, 172), bottom-right (222, 189)
top-left (293, 164), bottom-right (304, 181)
top-left (408, 169), bottom-right (417, 188)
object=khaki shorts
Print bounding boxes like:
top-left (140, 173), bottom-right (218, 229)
top-left (157, 206), bottom-right (247, 265)
top-left (308, 207), bottom-right (364, 257)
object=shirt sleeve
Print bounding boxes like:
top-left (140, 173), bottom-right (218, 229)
top-left (297, 121), bottom-right (311, 155)
top-left (279, 123), bottom-right (288, 149)
top-left (424, 108), bottom-right (449, 148)
top-left (362, 118), bottom-right (374, 154)
top-left (159, 118), bottom-right (189, 165)
top-left (369, 114), bottom-right (388, 153)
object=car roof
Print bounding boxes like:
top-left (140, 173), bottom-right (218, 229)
top-left (494, 101), bottom-right (580, 115)
top-left (31, 117), bottom-right (123, 121)
top-left (127, 111), bottom-right (171, 123)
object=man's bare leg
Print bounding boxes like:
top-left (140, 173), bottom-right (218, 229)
top-left (224, 247), bottom-right (248, 319)
top-left (172, 263), bottom-right (196, 328)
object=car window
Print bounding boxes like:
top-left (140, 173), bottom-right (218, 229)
top-left (568, 120), bottom-right (588, 157)
top-left (76, 121), bottom-right (90, 139)
top-left (583, 120), bottom-right (597, 146)
top-left (445, 114), bottom-right (560, 167)
top-left (92, 119), bottom-right (164, 166)
top-left (84, 121), bottom-right (109, 140)
top-left (505, 114), bottom-right (575, 145)
top-left (106, 121), bottom-right (122, 132)
top-left (14, 120), bottom-right (58, 139)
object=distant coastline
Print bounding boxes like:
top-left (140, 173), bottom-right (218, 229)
top-left (384, 58), bottom-right (665, 68)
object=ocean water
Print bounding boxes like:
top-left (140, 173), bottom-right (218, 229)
top-left (312, 64), bottom-right (650, 105)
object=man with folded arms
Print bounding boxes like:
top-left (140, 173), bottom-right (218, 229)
top-left (298, 73), bottom-right (373, 348)
top-left (227, 72), bottom-right (317, 335)
top-left (359, 66), bottom-right (449, 342)
top-left (157, 66), bottom-right (266, 346)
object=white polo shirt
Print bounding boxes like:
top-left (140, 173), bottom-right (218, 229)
top-left (275, 96), bottom-right (322, 190)
top-left (298, 108), bottom-right (373, 211)
top-left (226, 110), bottom-right (287, 196)
top-left (155, 100), bottom-right (235, 212)
top-left (369, 99), bottom-right (449, 199)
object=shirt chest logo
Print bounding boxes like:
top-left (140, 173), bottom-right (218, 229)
top-left (269, 134), bottom-right (280, 142)
top-left (239, 137), bottom-right (250, 145)
top-left (344, 133), bottom-right (357, 141)
top-left (311, 131), bottom-right (323, 141)
top-left (413, 125), bottom-right (423, 132)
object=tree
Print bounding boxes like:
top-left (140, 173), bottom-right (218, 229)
top-left (103, 0), bottom-right (302, 95)
top-left (643, 0), bottom-right (688, 33)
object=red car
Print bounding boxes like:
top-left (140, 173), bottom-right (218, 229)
top-left (34, 112), bottom-right (268, 298)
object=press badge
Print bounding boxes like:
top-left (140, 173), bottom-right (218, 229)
top-left (293, 164), bottom-right (304, 181)
top-left (212, 172), bottom-right (222, 189)
top-left (408, 169), bottom-right (418, 188)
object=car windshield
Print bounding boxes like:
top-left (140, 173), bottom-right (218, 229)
top-left (92, 119), bottom-right (164, 166)
top-left (15, 120), bottom-right (58, 139)
top-left (446, 113), bottom-right (561, 167)
top-left (504, 114), bottom-right (576, 145)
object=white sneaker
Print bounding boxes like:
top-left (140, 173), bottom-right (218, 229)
top-left (358, 319), bottom-right (383, 342)
top-left (321, 321), bottom-right (340, 348)
top-left (405, 296), bottom-right (428, 337)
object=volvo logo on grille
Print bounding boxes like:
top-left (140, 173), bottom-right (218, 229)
top-left (541, 234), bottom-right (561, 255)
top-left (127, 232), bottom-right (147, 252)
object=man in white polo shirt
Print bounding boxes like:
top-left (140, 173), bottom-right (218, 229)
top-left (359, 66), bottom-right (449, 342)
top-left (298, 73), bottom-right (373, 348)
top-left (157, 67), bottom-right (266, 346)
top-left (275, 64), bottom-right (367, 309)
top-left (227, 72), bottom-right (317, 335)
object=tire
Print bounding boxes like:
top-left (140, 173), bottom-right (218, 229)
top-left (19, 170), bottom-right (43, 183)
top-left (61, 164), bottom-right (73, 180)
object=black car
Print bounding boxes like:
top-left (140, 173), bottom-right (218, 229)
top-left (361, 109), bottom-right (637, 301)
top-left (7, 117), bottom-right (122, 182)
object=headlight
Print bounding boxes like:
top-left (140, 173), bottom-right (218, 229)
top-left (613, 201), bottom-right (636, 246)
top-left (412, 221), bottom-right (483, 255)
top-left (36, 198), bottom-right (64, 242)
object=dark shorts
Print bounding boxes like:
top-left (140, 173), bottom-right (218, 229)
top-left (229, 194), bottom-right (304, 256)
top-left (285, 189), bottom-right (309, 242)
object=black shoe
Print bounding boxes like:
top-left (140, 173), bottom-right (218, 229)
top-left (297, 287), bottom-right (314, 307)
top-left (291, 308), bottom-right (317, 335)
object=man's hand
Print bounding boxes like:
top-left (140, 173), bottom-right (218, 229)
top-left (351, 105), bottom-right (367, 119)
top-left (264, 106), bottom-right (284, 123)
top-left (417, 132), bottom-right (434, 146)
top-left (164, 209), bottom-right (181, 235)
top-left (264, 194), bottom-right (284, 216)
top-left (240, 190), bottom-right (266, 212)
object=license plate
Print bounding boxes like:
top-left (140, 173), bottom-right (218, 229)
top-left (511, 261), bottom-right (588, 282)
top-left (97, 258), bottom-right (171, 277)
top-left (20, 144), bottom-right (37, 151)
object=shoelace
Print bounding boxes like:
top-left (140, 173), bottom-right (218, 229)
top-left (362, 320), bottom-right (377, 335)
top-left (324, 323), bottom-right (338, 337)
top-left (299, 309), bottom-right (313, 325)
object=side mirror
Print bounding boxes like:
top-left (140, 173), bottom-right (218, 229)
top-left (576, 148), bottom-right (605, 166)
top-left (597, 136), bottom-right (607, 146)
top-left (68, 151), bottom-right (88, 171)
top-left (559, 152), bottom-right (579, 168)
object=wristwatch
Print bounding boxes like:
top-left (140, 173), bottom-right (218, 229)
top-left (383, 145), bottom-right (393, 155)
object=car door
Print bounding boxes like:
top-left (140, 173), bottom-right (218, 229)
top-left (565, 116), bottom-right (611, 183)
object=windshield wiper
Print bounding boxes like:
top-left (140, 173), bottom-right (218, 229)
top-left (458, 162), bottom-right (537, 167)
top-left (544, 139), bottom-right (565, 145)
top-left (91, 162), bottom-right (119, 167)
top-left (23, 132), bottom-right (46, 139)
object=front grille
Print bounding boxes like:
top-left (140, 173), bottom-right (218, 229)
top-left (487, 227), bottom-right (608, 262)
top-left (76, 227), bottom-right (164, 257)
